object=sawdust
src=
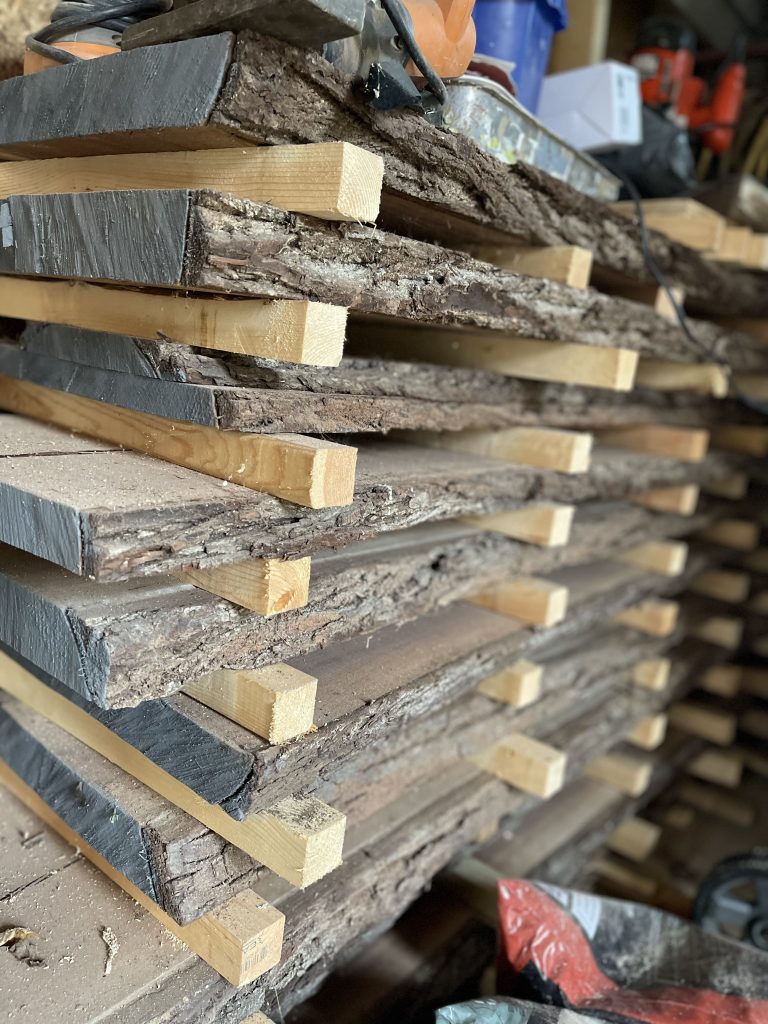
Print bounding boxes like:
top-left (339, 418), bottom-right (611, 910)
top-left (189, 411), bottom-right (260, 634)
top-left (101, 926), bottom-right (119, 977)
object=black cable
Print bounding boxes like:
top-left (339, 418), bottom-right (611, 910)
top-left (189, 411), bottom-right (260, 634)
top-left (27, 0), bottom-right (170, 65)
top-left (379, 0), bottom-right (447, 105)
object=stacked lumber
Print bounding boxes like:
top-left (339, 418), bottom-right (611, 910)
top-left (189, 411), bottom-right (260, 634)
top-left (2, 26), bottom-right (768, 1023)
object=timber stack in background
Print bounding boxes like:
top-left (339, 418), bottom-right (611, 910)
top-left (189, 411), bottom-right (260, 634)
top-left (1, 21), bottom-right (768, 1024)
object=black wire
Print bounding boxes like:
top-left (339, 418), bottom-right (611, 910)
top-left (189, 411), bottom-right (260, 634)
top-left (379, 0), bottom-right (447, 105)
top-left (27, 0), bottom-right (170, 64)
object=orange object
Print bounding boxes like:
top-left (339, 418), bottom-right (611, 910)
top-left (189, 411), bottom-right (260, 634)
top-left (23, 39), bottom-right (118, 75)
top-left (403, 0), bottom-right (476, 79)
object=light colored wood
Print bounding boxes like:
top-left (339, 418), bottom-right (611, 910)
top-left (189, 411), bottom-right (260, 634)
top-left (713, 224), bottom-right (753, 263)
top-left (741, 708), bottom-right (768, 741)
top-left (606, 817), bottom-right (661, 862)
top-left (745, 548), bottom-right (768, 573)
top-left (741, 667), bottom-right (768, 699)
top-left (0, 651), bottom-right (342, 886)
top-left (635, 359), bottom-right (729, 397)
top-left (373, 330), bottom-right (638, 391)
top-left (663, 803), bottom-right (696, 829)
top-left (627, 714), bottom-right (668, 751)
top-left (395, 427), bottom-right (592, 474)
top-left (0, 276), bottom-right (347, 366)
top-left (630, 484), bottom-right (699, 516)
top-left (0, 759), bottom-right (285, 987)
top-left (689, 569), bottom-right (751, 604)
top-left (747, 234), bottom-right (768, 270)
top-left (603, 284), bottom-right (686, 322)
top-left (701, 665), bottom-right (742, 698)
top-left (477, 660), bottom-right (543, 708)
top-left (460, 504), bottom-right (575, 547)
top-left (712, 424), bottom-right (768, 457)
top-left (585, 752), bottom-right (652, 797)
top-left (677, 780), bottom-right (755, 827)
top-left (736, 745), bottom-right (768, 777)
top-left (0, 143), bottom-right (384, 222)
top-left (243, 1015), bottom-right (277, 1024)
top-left (613, 198), bottom-right (726, 251)
top-left (185, 664), bottom-right (318, 743)
top-left (733, 374), bottom-right (768, 401)
top-left (715, 317), bottom-right (768, 343)
top-left (632, 658), bottom-right (671, 692)
top-left (749, 590), bottom-right (768, 615)
top-left (472, 733), bottom-right (566, 798)
top-left (468, 576), bottom-right (569, 627)
top-left (668, 701), bottom-right (737, 745)
top-left (614, 599), bottom-right (679, 637)
top-left (701, 473), bottom-right (749, 500)
top-left (696, 518), bottom-right (760, 551)
top-left (548, 0), bottom-right (610, 70)
top-left (615, 540), bottom-right (688, 577)
top-left (177, 556), bottom-right (311, 614)
top-left (690, 616), bottom-right (744, 651)
top-left (0, 376), bottom-right (357, 509)
top-left (687, 749), bottom-right (743, 788)
top-left (467, 244), bottom-right (593, 288)
top-left (593, 857), bottom-right (657, 899)
top-left (597, 424), bottom-right (709, 462)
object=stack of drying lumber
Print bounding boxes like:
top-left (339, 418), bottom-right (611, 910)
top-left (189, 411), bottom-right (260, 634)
top-left (2, 24), bottom-right (768, 1023)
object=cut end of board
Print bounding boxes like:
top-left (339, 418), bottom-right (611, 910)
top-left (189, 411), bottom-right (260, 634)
top-left (462, 504), bottom-right (575, 547)
top-left (632, 658), bottom-right (671, 691)
top-left (178, 556), bottom-right (312, 615)
top-left (477, 659), bottom-right (543, 707)
top-left (616, 540), bottom-right (688, 577)
top-left (260, 798), bottom-right (346, 888)
top-left (614, 599), bottom-right (679, 637)
top-left (631, 484), bottom-right (700, 516)
top-left (468, 576), bottom-right (569, 628)
top-left (627, 713), bottom-right (668, 751)
top-left (473, 732), bottom-right (567, 799)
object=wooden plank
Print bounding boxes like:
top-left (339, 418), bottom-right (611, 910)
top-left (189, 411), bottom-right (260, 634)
top-left (626, 714), bottom-right (668, 751)
top-left (741, 708), bottom-right (768, 741)
top-left (0, 376), bottom-right (357, 509)
top-left (689, 569), bottom-right (751, 604)
top-left (548, 0), bottom-right (610, 71)
top-left (472, 734), bottom-right (566, 799)
top-left (184, 665), bottom-right (317, 743)
top-left (690, 617), bottom-right (744, 651)
top-left (630, 485), bottom-right (700, 516)
top-left (467, 577), bottom-right (569, 627)
top-left (601, 284), bottom-right (686, 322)
top-left (664, 803), bottom-right (696, 829)
top-left (701, 473), bottom-right (749, 500)
top-left (177, 557), bottom-right (311, 614)
top-left (677, 780), bottom-right (755, 826)
top-left (712, 424), bottom-right (768, 456)
top-left (0, 144), bottom-right (383, 223)
top-left (0, 759), bottom-right (285, 987)
top-left (701, 665), bottom-right (742, 698)
top-left (466, 244), bottom-right (593, 288)
top-left (585, 752), bottom-right (652, 797)
top-left (477, 660), bottom-right (543, 708)
top-left (697, 518), bottom-right (760, 551)
top-left (605, 817), bottom-right (661, 862)
top-left (741, 667), bottom-right (768, 699)
top-left (397, 428), bottom-right (593, 474)
top-left (635, 359), bottom-right (729, 398)
top-left (597, 425), bottom-right (709, 463)
top-left (615, 541), bottom-right (688, 577)
top-left (594, 857), bottom-right (658, 899)
top-left (687, 749), bottom-right (743, 788)
top-left (614, 599), bottom-right (679, 637)
top-left (668, 701), bottom-right (737, 745)
top-left (713, 225), bottom-right (753, 264)
top-left (613, 199), bottom-right (726, 252)
top-left (459, 505), bottom-right (575, 547)
top-left (632, 658), bottom-right (671, 692)
top-left (0, 277), bottom-right (347, 366)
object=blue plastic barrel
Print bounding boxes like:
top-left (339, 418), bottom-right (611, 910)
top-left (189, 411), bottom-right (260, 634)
top-left (472, 0), bottom-right (568, 112)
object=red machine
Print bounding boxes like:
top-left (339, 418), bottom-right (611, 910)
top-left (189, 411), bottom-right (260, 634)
top-left (631, 17), bottom-right (747, 156)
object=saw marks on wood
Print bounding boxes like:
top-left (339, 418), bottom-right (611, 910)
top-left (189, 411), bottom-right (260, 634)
top-left (177, 557), bottom-right (312, 614)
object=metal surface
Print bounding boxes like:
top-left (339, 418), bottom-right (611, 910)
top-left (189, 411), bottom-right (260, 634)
top-left (695, 852), bottom-right (768, 950)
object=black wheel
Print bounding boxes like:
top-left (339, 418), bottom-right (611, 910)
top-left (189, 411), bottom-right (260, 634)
top-left (693, 851), bottom-right (768, 951)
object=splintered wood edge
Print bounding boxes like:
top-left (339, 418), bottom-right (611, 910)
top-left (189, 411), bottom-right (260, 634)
top-left (0, 758), bottom-right (284, 987)
top-left (460, 504), bottom-right (575, 547)
top-left (176, 556), bottom-right (312, 615)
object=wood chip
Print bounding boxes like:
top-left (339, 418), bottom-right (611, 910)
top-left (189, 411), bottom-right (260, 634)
top-left (0, 927), bottom-right (39, 947)
top-left (101, 926), bottom-right (119, 976)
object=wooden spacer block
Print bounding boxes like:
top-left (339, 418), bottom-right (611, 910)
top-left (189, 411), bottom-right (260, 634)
top-left (696, 519), bottom-right (761, 551)
top-left (741, 668), bottom-right (768, 699)
top-left (635, 359), bottom-right (729, 397)
top-left (632, 658), bottom-right (671, 692)
top-left (467, 244), bottom-right (593, 288)
top-left (701, 665), bottom-right (742, 698)
top-left (593, 857), bottom-right (658, 899)
top-left (745, 548), bottom-right (768, 574)
top-left (713, 224), bottom-right (753, 263)
top-left (614, 599), bottom-right (679, 637)
top-left (689, 569), bottom-right (751, 604)
top-left (615, 540), bottom-right (688, 577)
top-left (606, 817), bottom-right (662, 862)
top-left (627, 714), bottom-right (668, 751)
top-left (0, 759), bottom-right (285, 987)
top-left (0, 277), bottom-right (347, 366)
top-left (711, 424), bottom-right (768, 457)
top-left (585, 752), bottom-right (652, 797)
top-left (701, 474), bottom-right (749, 501)
top-left (687, 749), bottom-right (743, 788)
top-left (243, 1015), bottom-right (276, 1024)
top-left (668, 701), bottom-right (737, 745)
top-left (602, 283), bottom-right (686, 321)
top-left (733, 374), bottom-right (768, 402)
top-left (398, 427), bottom-right (593, 474)
top-left (690, 616), bottom-right (744, 651)
top-left (0, 143), bottom-right (384, 222)
top-left (472, 733), bottom-right (567, 798)
top-left (597, 425), bottom-right (709, 462)
top-left (477, 660), bottom-right (543, 708)
top-left (741, 708), bottom-right (768, 741)
top-left (752, 635), bottom-right (768, 658)
top-left (468, 576), bottom-right (569, 627)
top-left (664, 803), bottom-right (696, 829)
top-left (630, 484), bottom-right (700, 516)
top-left (749, 590), bottom-right (768, 616)
top-left (677, 780), bottom-right (755, 827)
top-left (177, 556), bottom-right (311, 615)
top-left (460, 504), bottom-right (575, 547)
top-left (0, 376), bottom-right (357, 508)
top-left (613, 198), bottom-right (726, 251)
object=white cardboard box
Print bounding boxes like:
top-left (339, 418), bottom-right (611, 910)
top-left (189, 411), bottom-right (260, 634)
top-left (537, 61), bottom-right (642, 153)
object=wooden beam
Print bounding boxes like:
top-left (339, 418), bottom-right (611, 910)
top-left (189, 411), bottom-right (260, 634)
top-left (741, 708), bottom-right (768, 741)
top-left (627, 714), bottom-right (668, 751)
top-left (701, 473), bottom-right (749, 500)
top-left (696, 518), bottom-right (761, 551)
top-left (615, 540), bottom-right (688, 577)
top-left (632, 658), bottom-right (671, 691)
top-left (396, 428), bottom-right (593, 474)
top-left (677, 780), bottom-right (755, 826)
top-left (713, 225), bottom-right (754, 264)
top-left (585, 752), bottom-right (652, 796)
top-left (467, 577), bottom-right (569, 627)
top-left (687, 749), bottom-right (743, 788)
top-left (593, 857), bottom-right (657, 899)
top-left (177, 557), bottom-right (311, 615)
top-left (459, 504), bottom-right (575, 547)
top-left (597, 425), bottom-right (709, 463)
top-left (0, 652), bottom-right (343, 886)
top-left (0, 376), bottom-right (357, 509)
top-left (690, 616), bottom-right (744, 651)
top-left (668, 701), bottom-right (737, 745)
top-left (630, 485), bottom-right (700, 516)
top-left (602, 284), bottom-right (686, 322)
top-left (635, 359), bottom-right (729, 397)
top-left (0, 277), bottom-right (347, 366)
top-left (0, 144), bottom-right (383, 223)
top-left (689, 569), bottom-right (751, 604)
top-left (466, 244), bottom-right (593, 288)
top-left (477, 660), bottom-right (543, 708)
top-left (712, 424), bottom-right (768, 456)
top-left (664, 803), bottom-right (696, 829)
top-left (184, 665), bottom-right (317, 743)
top-left (472, 733), bottom-right (567, 798)
top-left (606, 817), bottom-right (661, 862)
top-left (614, 599), bottom-right (679, 637)
top-left (0, 759), bottom-right (284, 987)
top-left (741, 667), bottom-right (768, 699)
top-left (613, 198), bottom-right (726, 252)
top-left (701, 665), bottom-right (742, 698)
